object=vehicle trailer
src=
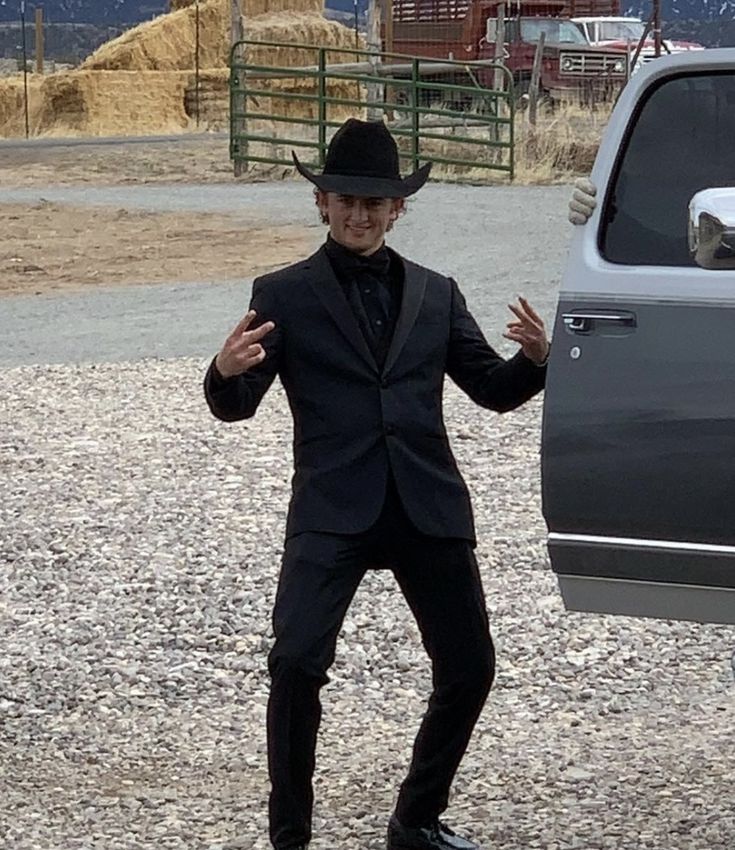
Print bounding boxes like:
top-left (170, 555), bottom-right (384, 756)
top-left (386, 0), bottom-right (628, 103)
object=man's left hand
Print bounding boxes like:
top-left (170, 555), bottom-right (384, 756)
top-left (504, 296), bottom-right (550, 366)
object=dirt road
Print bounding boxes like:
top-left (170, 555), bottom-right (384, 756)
top-left (0, 181), bottom-right (572, 367)
top-left (1, 201), bottom-right (314, 297)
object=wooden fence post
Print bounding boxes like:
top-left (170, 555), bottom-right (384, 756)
top-left (367, 0), bottom-right (383, 121)
top-left (493, 4), bottom-right (506, 96)
top-left (528, 32), bottom-right (545, 126)
top-left (35, 7), bottom-right (44, 75)
top-left (231, 0), bottom-right (246, 177)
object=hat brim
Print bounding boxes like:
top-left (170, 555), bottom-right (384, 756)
top-left (292, 152), bottom-right (431, 198)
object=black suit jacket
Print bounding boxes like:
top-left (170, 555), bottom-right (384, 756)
top-left (204, 245), bottom-right (546, 541)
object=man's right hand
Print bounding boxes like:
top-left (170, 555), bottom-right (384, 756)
top-left (569, 177), bottom-right (597, 225)
top-left (215, 310), bottom-right (276, 379)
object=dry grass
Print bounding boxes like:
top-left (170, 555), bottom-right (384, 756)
top-left (231, 102), bottom-right (608, 185)
top-left (389, 101), bottom-right (609, 184)
top-left (513, 101), bottom-right (611, 183)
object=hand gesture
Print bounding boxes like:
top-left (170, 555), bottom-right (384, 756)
top-left (504, 297), bottom-right (549, 366)
top-left (215, 310), bottom-right (275, 379)
top-left (569, 177), bottom-right (597, 225)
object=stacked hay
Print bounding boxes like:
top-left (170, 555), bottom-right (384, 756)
top-left (0, 71), bottom-right (191, 137)
top-left (169, 0), bottom-right (321, 14)
top-left (180, 7), bottom-right (366, 128)
top-left (0, 75), bottom-right (44, 137)
top-left (82, 0), bottom-right (363, 132)
top-left (36, 72), bottom-right (191, 136)
top-left (83, 0), bottom-right (229, 72)
top-left (0, 0), bottom-right (363, 138)
top-left (83, 0), bottom-right (340, 72)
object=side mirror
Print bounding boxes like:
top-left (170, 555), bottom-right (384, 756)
top-left (486, 18), bottom-right (497, 42)
top-left (689, 187), bottom-right (735, 270)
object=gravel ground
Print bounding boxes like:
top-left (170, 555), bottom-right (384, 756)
top-left (2, 183), bottom-right (734, 850)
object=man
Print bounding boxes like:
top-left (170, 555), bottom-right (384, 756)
top-left (204, 119), bottom-right (550, 850)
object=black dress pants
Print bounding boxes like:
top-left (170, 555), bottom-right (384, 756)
top-left (266, 490), bottom-right (495, 850)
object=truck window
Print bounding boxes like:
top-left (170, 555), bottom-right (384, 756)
top-left (573, 21), bottom-right (590, 42)
top-left (504, 19), bottom-right (520, 43)
top-left (598, 20), bottom-right (645, 41)
top-left (519, 18), bottom-right (588, 45)
top-left (600, 72), bottom-right (735, 267)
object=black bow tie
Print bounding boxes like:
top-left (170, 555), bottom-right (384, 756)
top-left (352, 249), bottom-right (391, 277)
top-left (326, 237), bottom-right (391, 280)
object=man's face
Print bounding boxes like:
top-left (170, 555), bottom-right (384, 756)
top-left (316, 191), bottom-right (404, 255)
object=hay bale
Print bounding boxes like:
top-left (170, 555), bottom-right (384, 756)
top-left (240, 12), bottom-right (362, 70)
top-left (0, 0), bottom-right (364, 139)
top-left (0, 75), bottom-right (42, 136)
top-left (36, 71), bottom-right (191, 136)
top-left (182, 8), bottom-right (364, 130)
top-left (184, 69), bottom-right (230, 128)
top-left (185, 65), bottom-right (363, 129)
top-left (0, 71), bottom-right (190, 137)
top-left (82, 0), bottom-right (329, 72)
top-left (82, 1), bottom-right (228, 72)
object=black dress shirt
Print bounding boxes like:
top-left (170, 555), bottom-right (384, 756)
top-left (324, 236), bottom-right (403, 369)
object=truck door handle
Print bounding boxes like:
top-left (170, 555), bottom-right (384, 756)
top-left (562, 311), bottom-right (637, 334)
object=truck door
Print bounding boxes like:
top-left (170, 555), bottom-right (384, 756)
top-left (542, 56), bottom-right (735, 625)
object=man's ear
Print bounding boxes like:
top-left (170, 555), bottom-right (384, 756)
top-left (315, 190), bottom-right (329, 225)
top-left (390, 199), bottom-right (405, 221)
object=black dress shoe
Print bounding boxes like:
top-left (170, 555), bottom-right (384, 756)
top-left (387, 815), bottom-right (480, 850)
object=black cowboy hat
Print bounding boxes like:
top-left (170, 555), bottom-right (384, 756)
top-left (292, 118), bottom-right (432, 198)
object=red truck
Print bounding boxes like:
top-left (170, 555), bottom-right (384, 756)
top-left (385, 0), bottom-right (629, 103)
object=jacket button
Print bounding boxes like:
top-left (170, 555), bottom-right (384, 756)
top-left (385, 425), bottom-right (395, 436)
top-left (381, 379), bottom-right (389, 389)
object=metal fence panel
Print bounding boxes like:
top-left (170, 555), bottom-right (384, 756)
top-left (230, 40), bottom-right (515, 182)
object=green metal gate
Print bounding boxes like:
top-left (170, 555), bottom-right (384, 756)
top-left (230, 40), bottom-right (515, 182)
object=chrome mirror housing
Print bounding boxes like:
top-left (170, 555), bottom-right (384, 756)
top-left (689, 187), bottom-right (735, 270)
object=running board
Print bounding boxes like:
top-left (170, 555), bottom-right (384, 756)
top-left (557, 574), bottom-right (735, 625)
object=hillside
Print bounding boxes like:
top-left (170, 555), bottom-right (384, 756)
top-left (0, 23), bottom-right (125, 63)
top-left (1, 0), bottom-right (735, 23)
top-left (0, 2), bottom-right (166, 24)
top-left (0, 0), bottom-right (732, 51)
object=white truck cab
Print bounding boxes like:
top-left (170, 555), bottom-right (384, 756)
top-left (572, 16), bottom-right (704, 70)
top-left (542, 49), bottom-right (735, 626)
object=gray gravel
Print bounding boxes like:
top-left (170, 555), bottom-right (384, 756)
top-left (1, 183), bottom-right (734, 850)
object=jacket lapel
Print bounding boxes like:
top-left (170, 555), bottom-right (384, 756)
top-left (383, 256), bottom-right (427, 378)
top-left (305, 246), bottom-right (378, 372)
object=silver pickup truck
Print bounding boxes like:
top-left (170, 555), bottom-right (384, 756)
top-left (542, 49), bottom-right (735, 627)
